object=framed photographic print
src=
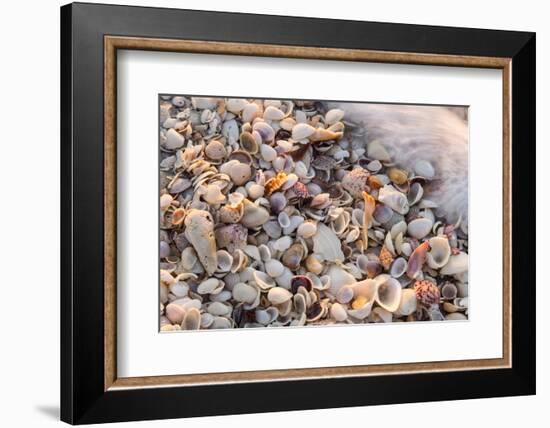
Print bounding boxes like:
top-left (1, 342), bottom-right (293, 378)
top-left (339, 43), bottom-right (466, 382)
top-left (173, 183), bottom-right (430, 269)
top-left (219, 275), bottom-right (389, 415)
top-left (60, 2), bottom-right (536, 424)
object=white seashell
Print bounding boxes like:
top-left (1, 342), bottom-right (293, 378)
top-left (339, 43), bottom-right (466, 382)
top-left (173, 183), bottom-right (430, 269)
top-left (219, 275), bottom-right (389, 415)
top-left (275, 267), bottom-right (293, 289)
top-left (253, 270), bottom-right (276, 290)
top-left (297, 220), bottom-right (317, 238)
top-left (164, 129), bottom-right (185, 150)
top-left (371, 307), bottom-right (393, 323)
top-left (305, 254), bottom-right (323, 275)
top-left (263, 220), bottom-right (282, 239)
top-left (389, 257), bottom-right (407, 278)
top-left (267, 287), bottom-right (293, 304)
top-left (445, 312), bottom-right (467, 321)
top-left (401, 242), bottom-right (412, 257)
top-left (165, 302), bottom-right (186, 324)
top-left (273, 236), bottom-right (293, 252)
top-left (260, 144), bottom-right (278, 162)
top-left (171, 96), bottom-right (185, 107)
top-left (312, 223), bottom-right (345, 263)
top-left (192, 97), bottom-right (217, 110)
top-left (374, 275), bottom-right (402, 313)
top-left (232, 282), bottom-right (259, 304)
top-left (426, 236), bottom-right (452, 269)
top-left (327, 265), bottom-right (356, 295)
top-left (330, 303), bottom-right (348, 321)
top-left (325, 109), bottom-right (345, 125)
top-left (253, 121), bottom-right (276, 142)
top-left (226, 98), bottom-right (248, 114)
top-left (407, 217), bottom-right (434, 239)
top-left (278, 211), bottom-right (291, 228)
top-left (263, 105), bottom-right (286, 121)
top-left (207, 301), bottom-right (232, 316)
top-left (244, 244), bottom-right (262, 261)
top-left (258, 244), bottom-right (271, 262)
top-left (414, 160), bottom-right (435, 179)
top-left (440, 252), bottom-right (468, 275)
top-left (292, 123), bottom-right (316, 140)
top-left (184, 210), bottom-right (218, 275)
top-left (367, 140), bottom-right (391, 162)
top-left (366, 160), bottom-right (382, 172)
top-left (265, 259), bottom-right (285, 278)
top-left (336, 285), bottom-right (355, 304)
top-left (203, 184), bottom-right (226, 205)
top-left (395, 288), bottom-right (417, 316)
top-left (222, 120), bottom-right (239, 144)
top-left (283, 215), bottom-right (304, 235)
top-left (379, 185), bottom-right (409, 215)
top-left (228, 163), bottom-right (252, 186)
top-left (242, 102), bottom-right (261, 123)
top-left (197, 278), bottom-right (223, 294)
top-left (241, 200), bottom-right (270, 228)
top-left (200, 313), bottom-right (215, 328)
top-left (216, 250), bottom-right (233, 272)
top-left (280, 117), bottom-right (296, 131)
top-left (211, 316), bottom-right (232, 329)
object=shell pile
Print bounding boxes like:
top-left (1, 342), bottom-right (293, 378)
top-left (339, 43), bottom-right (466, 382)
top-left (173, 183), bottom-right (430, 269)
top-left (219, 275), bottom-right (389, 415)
top-left (159, 96), bottom-right (469, 332)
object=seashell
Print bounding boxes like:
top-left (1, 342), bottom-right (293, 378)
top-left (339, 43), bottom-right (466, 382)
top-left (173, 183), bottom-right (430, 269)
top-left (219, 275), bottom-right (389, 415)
top-left (440, 282), bottom-right (458, 300)
top-left (264, 172), bottom-right (287, 196)
top-left (206, 301), bottom-right (232, 317)
top-left (263, 105), bottom-right (286, 121)
top-left (306, 302), bottom-right (324, 322)
top-left (330, 303), bottom-right (348, 321)
top-left (265, 193), bottom-right (285, 216)
top-left (310, 193), bottom-right (331, 209)
top-left (164, 128), bottom-right (185, 150)
top-left (246, 183), bottom-right (265, 200)
top-left (197, 278), bottom-right (223, 294)
top-left (312, 223), bottom-right (345, 263)
top-left (267, 287), bottom-right (293, 305)
top-left (228, 162), bottom-right (252, 186)
top-left (379, 246), bottom-right (394, 271)
top-left (215, 224), bottom-right (247, 253)
top-left (222, 120), bottom-right (239, 144)
top-left (327, 265), bottom-right (356, 295)
top-left (325, 108), bottom-right (345, 125)
top-left (265, 259), bottom-right (285, 278)
top-left (336, 285), bottom-right (355, 304)
top-left (395, 288), bottom-right (417, 316)
top-left (367, 140), bottom-right (391, 162)
top-left (406, 241), bottom-right (430, 279)
top-left (281, 243), bottom-right (305, 270)
top-left (305, 254), bottom-right (323, 275)
top-left (211, 316), bottom-right (232, 329)
top-left (273, 236), bottom-right (293, 252)
top-left (200, 312), bottom-right (215, 328)
top-left (390, 221), bottom-right (407, 239)
top-left (373, 204), bottom-right (393, 224)
top-left (407, 217), bottom-right (433, 239)
top-left (370, 307), bottom-right (393, 323)
top-left (408, 182), bottom-right (424, 206)
top-left (192, 97), bottom-right (217, 110)
top-left (348, 293), bottom-right (375, 319)
top-left (171, 207), bottom-right (186, 226)
top-left (244, 244), bottom-right (262, 261)
top-left (445, 312), bottom-right (467, 321)
top-left (202, 184), bottom-right (226, 205)
top-left (277, 211), bottom-right (291, 228)
top-left (342, 167), bottom-right (370, 198)
top-left (253, 270), bottom-right (276, 290)
top-left (389, 257), bottom-right (407, 278)
top-left (366, 160), bottom-right (382, 172)
top-left (232, 282), bottom-right (259, 304)
top-left (204, 140), bottom-right (227, 160)
top-left (387, 168), bottom-right (408, 185)
top-left (378, 185), bottom-right (409, 215)
top-left (260, 143), bottom-right (278, 162)
top-left (255, 307), bottom-right (279, 325)
top-left (426, 236), bottom-right (451, 269)
top-left (240, 131), bottom-right (259, 154)
top-left (253, 121), bottom-right (276, 142)
top-left (440, 252), bottom-right (468, 275)
top-left (414, 279), bottom-right (440, 307)
top-left (283, 215), bottom-right (304, 235)
top-left (292, 123), bottom-right (316, 140)
top-left (362, 192), bottom-right (376, 242)
top-left (414, 160), bottom-right (435, 179)
top-left (310, 128), bottom-right (343, 142)
top-left (263, 220), bottom-right (282, 239)
top-left (290, 275), bottom-right (313, 294)
top-left (374, 275), bottom-right (402, 313)
top-left (165, 302), bottom-right (186, 324)
top-left (160, 194), bottom-right (174, 211)
top-left (297, 220), bottom-right (317, 239)
top-left (226, 98), bottom-right (248, 113)
top-left (242, 102), bottom-right (261, 123)
top-left (182, 308), bottom-right (201, 330)
top-left (258, 244), bottom-right (271, 262)
top-left (216, 250), bottom-right (233, 272)
top-left (230, 249), bottom-right (249, 273)
top-left (241, 199), bottom-right (270, 228)
top-left (184, 209), bottom-right (217, 275)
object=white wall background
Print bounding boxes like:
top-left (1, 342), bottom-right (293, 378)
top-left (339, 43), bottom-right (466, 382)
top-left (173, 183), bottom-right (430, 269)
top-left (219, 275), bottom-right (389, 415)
top-left (0, 0), bottom-right (545, 426)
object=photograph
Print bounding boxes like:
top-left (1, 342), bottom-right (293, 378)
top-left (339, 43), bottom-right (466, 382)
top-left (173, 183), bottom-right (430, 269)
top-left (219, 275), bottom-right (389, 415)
top-left (158, 96), bottom-right (469, 331)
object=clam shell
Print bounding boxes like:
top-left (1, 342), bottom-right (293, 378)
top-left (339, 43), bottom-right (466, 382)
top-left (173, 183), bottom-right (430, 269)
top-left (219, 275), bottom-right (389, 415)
top-left (255, 307), bottom-right (279, 325)
top-left (330, 303), bottom-right (348, 321)
top-left (253, 270), bottom-right (276, 290)
top-left (232, 282), bottom-right (259, 304)
top-left (426, 236), bottom-right (451, 269)
top-left (241, 199), bottom-right (270, 228)
top-left (253, 121), bottom-right (275, 142)
top-left (378, 185), bottom-right (409, 215)
top-left (297, 220), bottom-right (317, 238)
top-left (325, 109), bottom-right (345, 125)
top-left (407, 217), bottom-right (433, 239)
top-left (374, 275), bottom-right (402, 313)
top-left (440, 252), bottom-right (468, 275)
top-left (164, 129), bottom-right (185, 150)
top-left (292, 123), bottom-right (316, 140)
top-left (267, 287), bottom-right (293, 305)
top-left (265, 259), bottom-right (285, 278)
top-left (395, 288), bottom-right (417, 316)
top-left (389, 257), bottom-right (407, 278)
top-left (182, 308), bottom-right (201, 330)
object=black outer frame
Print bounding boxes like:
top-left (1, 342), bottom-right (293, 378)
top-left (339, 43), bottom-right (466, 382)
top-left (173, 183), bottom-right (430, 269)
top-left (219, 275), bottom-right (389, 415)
top-left (60, 2), bottom-right (535, 424)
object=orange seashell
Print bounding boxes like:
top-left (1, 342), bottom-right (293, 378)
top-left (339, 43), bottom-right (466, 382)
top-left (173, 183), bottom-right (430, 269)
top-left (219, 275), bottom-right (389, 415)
top-left (352, 295), bottom-right (368, 310)
top-left (379, 245), bottom-right (394, 271)
top-left (264, 172), bottom-right (287, 196)
top-left (171, 208), bottom-right (186, 226)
